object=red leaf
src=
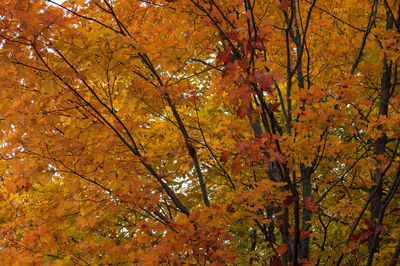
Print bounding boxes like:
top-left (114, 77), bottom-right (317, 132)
top-left (184, 31), bottom-right (190, 41)
top-left (253, 70), bottom-right (274, 92)
top-left (268, 102), bottom-right (280, 112)
top-left (217, 50), bottom-right (232, 64)
top-left (349, 219), bottom-right (381, 245)
top-left (304, 196), bottom-right (318, 212)
top-left (237, 104), bottom-right (250, 118)
top-left (270, 149), bottom-right (286, 164)
top-left (253, 70), bottom-right (266, 82)
top-left (246, 37), bottom-right (265, 51)
top-left (23, 182), bottom-right (33, 192)
top-left (226, 204), bottom-right (235, 213)
top-left (375, 224), bottom-right (384, 233)
top-left (119, 194), bottom-right (136, 203)
top-left (220, 151), bottom-right (231, 163)
top-left (354, 231), bottom-right (371, 244)
top-left (364, 219), bottom-right (376, 232)
top-left (300, 229), bottom-right (310, 240)
top-left (389, 207), bottom-right (400, 214)
top-left (231, 156), bottom-right (242, 173)
top-left (253, 43), bottom-right (265, 50)
top-left (246, 38), bottom-right (253, 52)
top-left (299, 258), bottom-right (313, 265)
top-left (280, 0), bottom-right (291, 11)
top-left (270, 258), bottom-right (284, 266)
top-left (283, 195), bottom-right (299, 207)
top-left (226, 32), bottom-right (240, 41)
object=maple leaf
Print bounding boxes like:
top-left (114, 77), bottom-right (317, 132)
top-left (0, 0), bottom-right (399, 264)
top-left (237, 104), bottom-right (250, 118)
top-left (283, 195), bottom-right (299, 207)
top-left (253, 70), bottom-right (274, 93)
top-left (276, 243), bottom-right (289, 256)
top-left (220, 150), bottom-right (231, 163)
top-left (230, 156), bottom-right (242, 173)
top-left (280, 0), bottom-right (291, 11)
top-left (216, 50), bottom-right (232, 64)
top-left (268, 102), bottom-right (280, 112)
top-left (270, 258), bottom-right (284, 266)
top-left (226, 32), bottom-right (240, 41)
top-left (300, 228), bottom-right (310, 240)
top-left (303, 196), bottom-right (318, 212)
top-left (226, 204), bottom-right (235, 213)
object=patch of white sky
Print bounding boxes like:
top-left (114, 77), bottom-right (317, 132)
top-left (47, 0), bottom-right (65, 5)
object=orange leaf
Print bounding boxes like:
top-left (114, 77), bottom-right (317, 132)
top-left (300, 228), bottom-right (310, 240)
top-left (231, 156), bottom-right (242, 173)
top-left (276, 243), bottom-right (289, 256)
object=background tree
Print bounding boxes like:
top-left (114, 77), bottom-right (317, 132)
top-left (0, 0), bottom-right (399, 265)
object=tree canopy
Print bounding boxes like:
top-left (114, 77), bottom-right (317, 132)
top-left (0, 0), bottom-right (400, 265)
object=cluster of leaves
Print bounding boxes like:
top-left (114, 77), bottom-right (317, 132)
top-left (0, 0), bottom-right (400, 265)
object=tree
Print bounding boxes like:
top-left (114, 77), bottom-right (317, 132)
top-left (0, 0), bottom-right (399, 264)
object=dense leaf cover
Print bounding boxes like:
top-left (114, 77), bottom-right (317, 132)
top-left (0, 0), bottom-right (400, 264)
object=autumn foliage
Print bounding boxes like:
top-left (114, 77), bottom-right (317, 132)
top-left (0, 0), bottom-right (400, 265)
